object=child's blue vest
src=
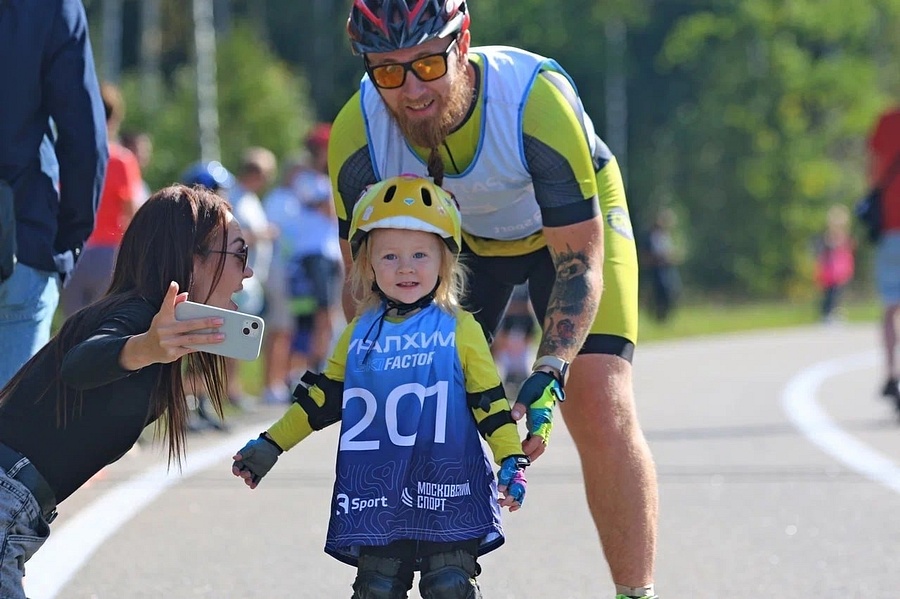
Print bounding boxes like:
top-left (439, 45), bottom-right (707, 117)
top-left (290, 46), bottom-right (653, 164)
top-left (325, 304), bottom-right (503, 565)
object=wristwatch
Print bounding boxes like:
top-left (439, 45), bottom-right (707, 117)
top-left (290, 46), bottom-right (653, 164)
top-left (532, 355), bottom-right (570, 387)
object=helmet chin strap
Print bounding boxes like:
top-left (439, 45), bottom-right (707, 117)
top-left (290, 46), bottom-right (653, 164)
top-left (359, 278), bottom-right (441, 365)
top-left (372, 278), bottom-right (440, 316)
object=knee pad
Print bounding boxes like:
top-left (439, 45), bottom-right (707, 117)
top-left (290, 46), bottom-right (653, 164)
top-left (418, 551), bottom-right (481, 599)
top-left (351, 555), bottom-right (412, 599)
top-left (351, 573), bottom-right (409, 599)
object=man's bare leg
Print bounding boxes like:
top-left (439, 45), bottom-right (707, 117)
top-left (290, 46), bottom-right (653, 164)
top-left (561, 353), bottom-right (658, 589)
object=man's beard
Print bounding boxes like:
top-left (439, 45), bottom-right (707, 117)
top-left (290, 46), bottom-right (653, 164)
top-left (389, 61), bottom-right (472, 149)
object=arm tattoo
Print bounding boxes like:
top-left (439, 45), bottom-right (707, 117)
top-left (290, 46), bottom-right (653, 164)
top-left (538, 246), bottom-right (602, 360)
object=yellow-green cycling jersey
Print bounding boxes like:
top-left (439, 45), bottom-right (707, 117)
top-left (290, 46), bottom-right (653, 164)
top-left (328, 45), bottom-right (638, 353)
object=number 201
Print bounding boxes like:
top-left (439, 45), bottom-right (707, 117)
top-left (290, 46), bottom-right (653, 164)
top-left (340, 381), bottom-right (449, 451)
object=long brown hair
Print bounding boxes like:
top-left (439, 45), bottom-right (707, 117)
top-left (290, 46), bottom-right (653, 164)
top-left (0, 185), bottom-right (232, 467)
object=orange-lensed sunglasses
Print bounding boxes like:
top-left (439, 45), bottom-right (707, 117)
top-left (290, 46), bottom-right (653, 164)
top-left (365, 38), bottom-right (458, 89)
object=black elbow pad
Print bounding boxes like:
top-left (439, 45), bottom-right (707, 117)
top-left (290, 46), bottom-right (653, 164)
top-left (292, 371), bottom-right (344, 430)
top-left (465, 384), bottom-right (506, 411)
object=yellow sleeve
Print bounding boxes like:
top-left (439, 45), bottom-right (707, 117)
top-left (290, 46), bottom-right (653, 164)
top-left (322, 318), bottom-right (354, 381)
top-left (328, 91), bottom-right (370, 226)
top-left (266, 403), bottom-right (315, 451)
top-left (266, 320), bottom-right (357, 451)
top-left (522, 72), bottom-right (599, 210)
top-left (456, 311), bottom-right (523, 465)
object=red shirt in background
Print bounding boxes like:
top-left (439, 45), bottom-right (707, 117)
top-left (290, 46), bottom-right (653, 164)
top-left (86, 142), bottom-right (142, 247)
top-left (869, 108), bottom-right (900, 232)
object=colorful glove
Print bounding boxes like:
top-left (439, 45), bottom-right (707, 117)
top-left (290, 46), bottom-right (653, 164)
top-left (497, 455), bottom-right (529, 505)
top-left (515, 371), bottom-right (565, 446)
top-left (232, 435), bottom-right (282, 485)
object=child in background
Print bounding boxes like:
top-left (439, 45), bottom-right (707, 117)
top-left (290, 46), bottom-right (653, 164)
top-left (491, 283), bottom-right (538, 399)
top-left (285, 167), bottom-right (343, 378)
top-left (814, 204), bottom-right (855, 322)
top-left (232, 175), bottom-right (528, 598)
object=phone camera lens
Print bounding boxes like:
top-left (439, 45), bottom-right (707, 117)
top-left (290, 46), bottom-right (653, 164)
top-left (251, 322), bottom-right (259, 330)
top-left (242, 327), bottom-right (250, 335)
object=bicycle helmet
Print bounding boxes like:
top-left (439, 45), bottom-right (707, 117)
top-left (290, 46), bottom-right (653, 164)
top-left (180, 161), bottom-right (235, 192)
top-left (349, 175), bottom-right (461, 257)
top-left (347, 0), bottom-right (469, 55)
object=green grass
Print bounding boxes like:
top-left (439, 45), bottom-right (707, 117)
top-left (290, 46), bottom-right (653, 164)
top-left (637, 297), bottom-right (880, 343)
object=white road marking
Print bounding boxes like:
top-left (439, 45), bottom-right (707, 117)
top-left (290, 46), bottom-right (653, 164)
top-left (782, 350), bottom-right (900, 494)
top-left (24, 425), bottom-right (261, 599)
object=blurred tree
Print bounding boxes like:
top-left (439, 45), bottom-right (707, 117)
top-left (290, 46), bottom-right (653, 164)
top-left (253, 0), bottom-right (359, 120)
top-left (654, 0), bottom-right (900, 295)
top-left (119, 22), bottom-right (314, 191)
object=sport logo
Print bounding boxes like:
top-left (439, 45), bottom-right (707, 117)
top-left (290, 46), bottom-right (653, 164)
top-left (335, 493), bottom-right (349, 515)
top-left (400, 481), bottom-right (472, 512)
top-left (334, 492), bottom-right (388, 516)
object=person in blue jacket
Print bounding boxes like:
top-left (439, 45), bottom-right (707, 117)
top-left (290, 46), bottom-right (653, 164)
top-left (0, 0), bottom-right (108, 387)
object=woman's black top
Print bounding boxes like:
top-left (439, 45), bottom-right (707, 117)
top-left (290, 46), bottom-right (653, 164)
top-left (0, 298), bottom-right (162, 503)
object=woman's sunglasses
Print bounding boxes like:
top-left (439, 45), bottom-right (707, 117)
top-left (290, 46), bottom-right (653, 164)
top-left (365, 38), bottom-right (458, 90)
top-left (208, 244), bottom-right (249, 270)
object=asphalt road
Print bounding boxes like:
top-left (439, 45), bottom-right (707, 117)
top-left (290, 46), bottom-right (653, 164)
top-left (24, 323), bottom-right (900, 598)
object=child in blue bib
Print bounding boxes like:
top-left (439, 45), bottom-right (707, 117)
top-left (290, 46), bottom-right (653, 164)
top-left (233, 175), bottom-right (529, 598)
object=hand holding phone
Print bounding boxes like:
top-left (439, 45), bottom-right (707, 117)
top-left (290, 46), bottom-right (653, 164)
top-left (174, 301), bottom-right (265, 360)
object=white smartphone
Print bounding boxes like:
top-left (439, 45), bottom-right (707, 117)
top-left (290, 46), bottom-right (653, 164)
top-left (174, 301), bottom-right (265, 361)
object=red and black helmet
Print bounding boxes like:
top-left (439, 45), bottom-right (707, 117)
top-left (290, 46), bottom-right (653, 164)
top-left (347, 0), bottom-right (469, 55)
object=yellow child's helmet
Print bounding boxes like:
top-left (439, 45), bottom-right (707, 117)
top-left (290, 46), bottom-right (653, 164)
top-left (349, 175), bottom-right (462, 258)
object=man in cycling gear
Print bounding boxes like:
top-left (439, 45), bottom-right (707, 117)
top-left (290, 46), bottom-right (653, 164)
top-left (330, 2), bottom-right (659, 597)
